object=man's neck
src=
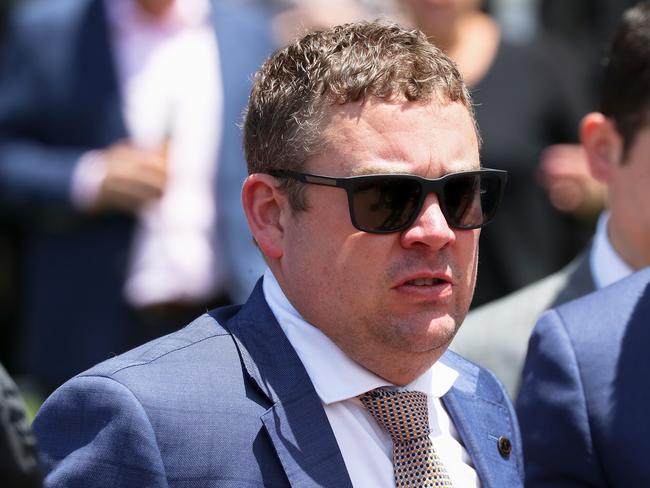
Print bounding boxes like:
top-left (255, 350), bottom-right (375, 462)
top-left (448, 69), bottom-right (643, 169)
top-left (590, 212), bottom-right (636, 289)
top-left (607, 217), bottom-right (644, 271)
top-left (341, 345), bottom-right (446, 387)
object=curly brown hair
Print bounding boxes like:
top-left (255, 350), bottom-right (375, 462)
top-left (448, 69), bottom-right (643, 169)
top-left (243, 21), bottom-right (478, 210)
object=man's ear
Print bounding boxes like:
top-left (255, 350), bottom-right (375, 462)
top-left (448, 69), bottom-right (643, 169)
top-left (580, 112), bottom-right (623, 183)
top-left (242, 174), bottom-right (286, 260)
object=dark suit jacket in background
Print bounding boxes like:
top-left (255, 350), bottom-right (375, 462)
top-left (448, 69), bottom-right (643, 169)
top-left (0, 0), bottom-right (271, 390)
top-left (517, 267), bottom-right (650, 486)
top-left (34, 281), bottom-right (524, 487)
top-left (451, 249), bottom-right (594, 397)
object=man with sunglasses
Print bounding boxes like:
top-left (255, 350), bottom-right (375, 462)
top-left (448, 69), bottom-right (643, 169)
top-left (33, 21), bottom-right (522, 487)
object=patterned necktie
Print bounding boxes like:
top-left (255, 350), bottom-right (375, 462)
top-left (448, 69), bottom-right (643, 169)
top-left (359, 388), bottom-right (453, 487)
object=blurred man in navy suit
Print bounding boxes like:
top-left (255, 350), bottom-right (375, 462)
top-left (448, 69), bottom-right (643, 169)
top-left (518, 268), bottom-right (650, 486)
top-left (517, 6), bottom-right (650, 484)
top-left (453, 0), bottom-right (650, 398)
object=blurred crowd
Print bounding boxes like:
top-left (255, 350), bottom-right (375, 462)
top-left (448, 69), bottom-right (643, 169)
top-left (0, 0), bottom-right (637, 437)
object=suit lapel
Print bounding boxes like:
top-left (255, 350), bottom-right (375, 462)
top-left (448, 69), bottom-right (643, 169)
top-left (214, 282), bottom-right (353, 488)
top-left (441, 356), bottom-right (523, 488)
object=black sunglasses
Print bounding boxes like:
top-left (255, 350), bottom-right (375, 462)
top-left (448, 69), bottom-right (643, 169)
top-left (269, 168), bottom-right (507, 234)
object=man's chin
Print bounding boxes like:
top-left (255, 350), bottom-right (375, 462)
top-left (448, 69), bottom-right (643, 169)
top-left (394, 320), bottom-right (459, 355)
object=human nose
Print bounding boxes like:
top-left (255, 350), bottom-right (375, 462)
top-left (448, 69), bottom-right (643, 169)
top-left (399, 193), bottom-right (456, 249)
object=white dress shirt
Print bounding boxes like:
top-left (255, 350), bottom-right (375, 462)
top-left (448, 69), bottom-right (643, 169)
top-left (72, 0), bottom-right (223, 306)
top-left (590, 211), bottom-right (633, 289)
top-left (262, 269), bottom-right (481, 487)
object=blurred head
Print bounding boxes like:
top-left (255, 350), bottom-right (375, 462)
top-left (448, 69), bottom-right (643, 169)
top-left (581, 3), bottom-right (650, 269)
top-left (243, 22), bottom-right (485, 384)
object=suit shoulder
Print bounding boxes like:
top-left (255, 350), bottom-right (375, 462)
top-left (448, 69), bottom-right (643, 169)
top-left (554, 267), bottom-right (650, 331)
top-left (80, 312), bottom-right (234, 379)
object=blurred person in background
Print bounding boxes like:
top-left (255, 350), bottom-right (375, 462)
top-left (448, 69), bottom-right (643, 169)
top-left (453, 0), bottom-right (650, 397)
top-left (397, 0), bottom-right (595, 307)
top-left (517, 11), bottom-right (650, 481)
top-left (0, 0), bottom-right (273, 394)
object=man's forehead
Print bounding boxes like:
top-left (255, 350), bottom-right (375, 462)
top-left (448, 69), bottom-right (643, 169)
top-left (316, 98), bottom-right (480, 177)
top-left (324, 96), bottom-right (457, 125)
top-left (347, 160), bottom-right (479, 177)
top-left (322, 98), bottom-right (477, 144)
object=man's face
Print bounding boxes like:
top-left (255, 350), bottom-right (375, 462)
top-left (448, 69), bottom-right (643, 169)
top-left (277, 99), bottom-right (480, 383)
top-left (608, 123), bottom-right (650, 269)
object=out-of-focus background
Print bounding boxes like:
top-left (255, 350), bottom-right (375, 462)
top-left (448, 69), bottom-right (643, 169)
top-left (0, 0), bottom-right (634, 416)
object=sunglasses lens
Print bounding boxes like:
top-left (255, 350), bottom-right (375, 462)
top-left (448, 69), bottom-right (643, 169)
top-left (443, 173), bottom-right (501, 228)
top-left (350, 177), bottom-right (421, 232)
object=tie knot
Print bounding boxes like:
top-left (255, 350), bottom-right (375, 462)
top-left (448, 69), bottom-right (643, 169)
top-left (359, 388), bottom-right (431, 442)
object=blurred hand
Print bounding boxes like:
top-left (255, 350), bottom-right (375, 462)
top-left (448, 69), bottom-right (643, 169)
top-left (537, 143), bottom-right (606, 220)
top-left (90, 142), bottom-right (168, 214)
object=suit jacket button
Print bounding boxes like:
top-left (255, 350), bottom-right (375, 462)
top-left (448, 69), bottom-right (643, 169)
top-left (497, 436), bottom-right (512, 459)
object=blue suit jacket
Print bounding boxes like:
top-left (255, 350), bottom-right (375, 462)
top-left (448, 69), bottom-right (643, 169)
top-left (0, 0), bottom-right (270, 388)
top-left (517, 267), bottom-right (650, 486)
top-left (34, 282), bottom-right (524, 487)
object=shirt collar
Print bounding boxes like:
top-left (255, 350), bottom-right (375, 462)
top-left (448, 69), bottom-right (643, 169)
top-left (262, 268), bottom-right (458, 405)
top-left (590, 211), bottom-right (634, 289)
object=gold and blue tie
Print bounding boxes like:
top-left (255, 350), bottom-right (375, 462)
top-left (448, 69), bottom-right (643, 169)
top-left (359, 388), bottom-right (453, 487)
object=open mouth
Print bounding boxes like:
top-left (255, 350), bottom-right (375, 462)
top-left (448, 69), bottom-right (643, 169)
top-left (404, 278), bottom-right (447, 286)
